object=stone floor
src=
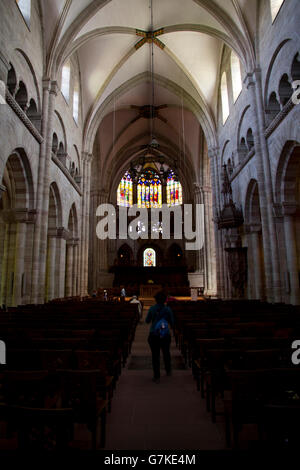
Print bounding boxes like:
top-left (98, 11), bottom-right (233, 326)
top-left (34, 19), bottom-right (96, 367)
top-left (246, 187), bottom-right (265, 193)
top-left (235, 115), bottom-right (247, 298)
top-left (105, 311), bottom-right (227, 450)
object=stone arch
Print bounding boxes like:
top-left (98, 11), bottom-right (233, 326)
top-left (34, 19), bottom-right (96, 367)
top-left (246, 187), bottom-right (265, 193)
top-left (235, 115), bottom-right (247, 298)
top-left (27, 98), bottom-right (40, 131)
top-left (84, 72), bottom-right (217, 156)
top-left (107, 132), bottom-right (195, 205)
top-left (245, 179), bottom-right (261, 225)
top-left (7, 63), bottom-right (17, 96)
top-left (278, 73), bottom-right (293, 106)
top-left (45, 183), bottom-right (63, 301)
top-left (266, 91), bottom-right (280, 125)
top-left (263, 38), bottom-right (291, 109)
top-left (244, 179), bottom-right (265, 300)
top-left (1, 149), bottom-right (34, 211)
top-left (15, 81), bottom-right (28, 111)
top-left (52, 133), bottom-right (58, 154)
top-left (15, 48), bottom-right (41, 111)
top-left (65, 203), bottom-right (79, 297)
top-left (275, 141), bottom-right (300, 304)
top-left (246, 128), bottom-right (254, 151)
top-left (275, 141), bottom-right (300, 204)
top-left (54, 110), bottom-right (67, 153)
top-left (117, 243), bottom-right (134, 266)
top-left (239, 137), bottom-right (248, 161)
top-left (291, 52), bottom-right (300, 82)
top-left (0, 149), bottom-right (34, 306)
top-left (237, 105), bottom-right (251, 151)
top-left (167, 243), bottom-right (184, 266)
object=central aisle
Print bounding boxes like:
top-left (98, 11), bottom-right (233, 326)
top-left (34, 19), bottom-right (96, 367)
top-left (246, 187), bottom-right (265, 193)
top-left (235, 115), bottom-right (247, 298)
top-left (105, 307), bottom-right (226, 450)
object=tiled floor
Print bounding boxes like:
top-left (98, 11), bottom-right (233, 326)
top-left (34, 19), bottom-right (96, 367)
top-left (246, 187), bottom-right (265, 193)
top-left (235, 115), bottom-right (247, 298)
top-left (105, 316), bottom-right (226, 450)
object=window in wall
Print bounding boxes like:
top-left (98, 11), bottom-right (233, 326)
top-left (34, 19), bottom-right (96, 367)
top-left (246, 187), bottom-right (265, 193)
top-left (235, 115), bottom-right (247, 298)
top-left (137, 169), bottom-right (162, 209)
top-left (16, 0), bottom-right (31, 27)
top-left (221, 72), bottom-right (229, 124)
top-left (73, 82), bottom-right (79, 123)
top-left (143, 248), bottom-right (156, 267)
top-left (231, 52), bottom-right (242, 102)
top-left (61, 61), bottom-right (71, 102)
top-left (117, 171), bottom-right (133, 207)
top-left (270, 0), bottom-right (285, 22)
top-left (167, 171), bottom-right (183, 206)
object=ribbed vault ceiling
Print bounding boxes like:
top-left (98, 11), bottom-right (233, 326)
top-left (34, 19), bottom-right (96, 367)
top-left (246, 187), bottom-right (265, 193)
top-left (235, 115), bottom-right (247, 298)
top-left (40, 0), bottom-right (257, 166)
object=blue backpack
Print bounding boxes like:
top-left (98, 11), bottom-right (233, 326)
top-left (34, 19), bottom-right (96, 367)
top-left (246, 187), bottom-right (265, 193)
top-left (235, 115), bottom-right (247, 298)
top-left (153, 308), bottom-right (170, 338)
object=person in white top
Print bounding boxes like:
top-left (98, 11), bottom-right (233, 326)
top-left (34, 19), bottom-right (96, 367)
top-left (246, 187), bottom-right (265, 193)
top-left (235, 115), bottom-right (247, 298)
top-left (130, 295), bottom-right (143, 320)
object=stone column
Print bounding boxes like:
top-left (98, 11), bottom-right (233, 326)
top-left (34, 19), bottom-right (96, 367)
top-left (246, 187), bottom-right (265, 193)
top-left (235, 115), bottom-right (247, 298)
top-left (193, 184), bottom-right (203, 274)
top-left (0, 51), bottom-right (10, 83)
top-left (46, 235), bottom-right (56, 301)
top-left (245, 223), bottom-right (264, 300)
top-left (204, 185), bottom-right (217, 296)
top-left (12, 221), bottom-right (27, 306)
top-left (79, 153), bottom-right (93, 296)
top-left (246, 71), bottom-right (281, 302)
top-left (6, 222), bottom-right (17, 307)
top-left (0, 215), bottom-right (6, 290)
top-left (65, 240), bottom-right (74, 297)
top-left (37, 80), bottom-right (58, 303)
top-left (72, 240), bottom-right (79, 296)
top-left (98, 190), bottom-right (109, 287)
top-left (55, 228), bottom-right (69, 299)
top-left (30, 79), bottom-right (54, 303)
top-left (208, 147), bottom-right (224, 298)
top-left (282, 203), bottom-right (300, 305)
top-left (0, 223), bottom-right (10, 306)
top-left (23, 215), bottom-right (35, 305)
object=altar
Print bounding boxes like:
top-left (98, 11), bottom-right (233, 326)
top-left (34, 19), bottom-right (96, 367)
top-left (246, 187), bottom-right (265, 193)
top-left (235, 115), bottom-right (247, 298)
top-left (140, 284), bottom-right (162, 298)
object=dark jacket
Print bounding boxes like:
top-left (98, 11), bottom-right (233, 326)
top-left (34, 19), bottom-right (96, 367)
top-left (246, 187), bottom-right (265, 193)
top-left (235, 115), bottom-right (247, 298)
top-left (145, 303), bottom-right (174, 334)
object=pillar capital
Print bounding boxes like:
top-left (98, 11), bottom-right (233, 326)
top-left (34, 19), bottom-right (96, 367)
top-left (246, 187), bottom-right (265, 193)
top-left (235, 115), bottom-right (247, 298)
top-left (272, 203), bottom-right (283, 218)
top-left (50, 80), bottom-right (59, 96)
top-left (0, 50), bottom-right (10, 83)
top-left (208, 147), bottom-right (219, 160)
top-left (282, 202), bottom-right (299, 216)
top-left (82, 152), bottom-right (93, 163)
top-left (0, 209), bottom-right (36, 224)
top-left (244, 72), bottom-right (256, 89)
top-left (42, 78), bottom-right (51, 92)
top-left (244, 223), bottom-right (262, 234)
top-left (0, 184), bottom-right (6, 199)
top-left (57, 227), bottom-right (70, 240)
top-left (67, 237), bottom-right (80, 247)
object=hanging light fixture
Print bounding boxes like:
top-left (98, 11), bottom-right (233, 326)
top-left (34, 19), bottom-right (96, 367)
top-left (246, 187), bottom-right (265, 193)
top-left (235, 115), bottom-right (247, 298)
top-left (128, 0), bottom-right (179, 186)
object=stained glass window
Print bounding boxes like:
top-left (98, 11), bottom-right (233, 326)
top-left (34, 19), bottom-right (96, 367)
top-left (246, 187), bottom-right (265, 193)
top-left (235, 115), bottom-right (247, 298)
top-left (117, 171), bottom-right (133, 207)
top-left (137, 169), bottom-right (162, 209)
top-left (167, 171), bottom-right (183, 206)
top-left (143, 248), bottom-right (156, 267)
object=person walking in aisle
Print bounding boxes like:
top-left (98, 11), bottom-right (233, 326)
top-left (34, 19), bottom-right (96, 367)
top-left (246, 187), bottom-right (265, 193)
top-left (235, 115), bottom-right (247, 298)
top-left (145, 291), bottom-right (174, 384)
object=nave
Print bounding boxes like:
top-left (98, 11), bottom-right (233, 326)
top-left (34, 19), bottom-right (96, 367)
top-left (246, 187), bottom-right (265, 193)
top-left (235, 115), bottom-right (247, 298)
top-left (105, 311), bottom-right (226, 450)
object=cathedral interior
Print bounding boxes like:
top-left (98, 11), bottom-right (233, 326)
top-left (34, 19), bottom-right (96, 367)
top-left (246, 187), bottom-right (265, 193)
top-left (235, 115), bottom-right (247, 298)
top-left (0, 0), bottom-right (299, 454)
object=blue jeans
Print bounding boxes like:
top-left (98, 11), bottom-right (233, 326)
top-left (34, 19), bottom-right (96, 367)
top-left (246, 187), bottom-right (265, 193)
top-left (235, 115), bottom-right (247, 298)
top-left (148, 333), bottom-right (171, 379)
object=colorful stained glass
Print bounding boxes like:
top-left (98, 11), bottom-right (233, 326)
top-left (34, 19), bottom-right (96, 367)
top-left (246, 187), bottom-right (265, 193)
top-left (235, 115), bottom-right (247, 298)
top-left (167, 171), bottom-right (183, 206)
top-left (117, 171), bottom-right (133, 207)
top-left (143, 248), bottom-right (156, 267)
top-left (137, 169), bottom-right (162, 209)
